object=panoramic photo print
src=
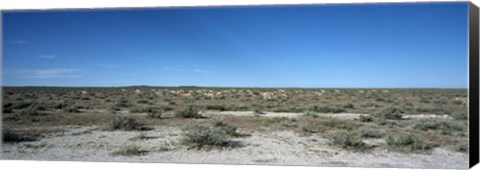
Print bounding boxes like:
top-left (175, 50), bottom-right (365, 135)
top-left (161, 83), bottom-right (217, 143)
top-left (1, 2), bottom-right (470, 169)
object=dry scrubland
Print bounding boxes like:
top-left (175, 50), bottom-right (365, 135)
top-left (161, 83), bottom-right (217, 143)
top-left (1, 87), bottom-right (469, 168)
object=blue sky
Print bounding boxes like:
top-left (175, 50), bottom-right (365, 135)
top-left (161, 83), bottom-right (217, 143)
top-left (2, 2), bottom-right (469, 88)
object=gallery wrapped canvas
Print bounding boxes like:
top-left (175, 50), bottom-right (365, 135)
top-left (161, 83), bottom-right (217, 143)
top-left (1, 1), bottom-right (479, 169)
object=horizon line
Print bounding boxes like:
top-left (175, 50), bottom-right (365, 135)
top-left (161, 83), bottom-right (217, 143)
top-left (0, 85), bottom-right (468, 89)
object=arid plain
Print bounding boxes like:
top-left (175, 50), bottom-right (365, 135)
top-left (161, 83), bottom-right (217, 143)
top-left (1, 87), bottom-right (469, 168)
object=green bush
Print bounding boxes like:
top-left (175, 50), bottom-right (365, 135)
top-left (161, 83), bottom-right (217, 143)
top-left (112, 145), bottom-right (148, 156)
top-left (212, 121), bottom-right (241, 137)
top-left (414, 121), bottom-right (464, 135)
top-left (372, 107), bottom-right (403, 120)
top-left (63, 105), bottom-right (80, 113)
top-left (3, 102), bottom-right (13, 113)
top-left (204, 104), bottom-right (227, 111)
top-left (115, 98), bottom-right (130, 107)
top-left (325, 131), bottom-right (365, 149)
top-left (343, 103), bottom-right (355, 109)
top-left (131, 106), bottom-right (163, 118)
top-left (180, 124), bottom-right (230, 148)
top-left (20, 106), bottom-right (41, 116)
top-left (175, 106), bottom-right (203, 118)
top-left (455, 143), bottom-right (468, 152)
top-left (303, 112), bottom-right (319, 118)
top-left (359, 129), bottom-right (384, 138)
top-left (137, 99), bottom-right (149, 104)
top-left (358, 115), bottom-right (374, 122)
top-left (253, 108), bottom-right (265, 115)
top-left (147, 111), bottom-right (163, 119)
top-left (308, 105), bottom-right (345, 113)
top-left (107, 116), bottom-right (142, 130)
top-left (385, 134), bottom-right (427, 151)
top-left (266, 117), bottom-right (295, 124)
top-left (452, 109), bottom-right (468, 120)
top-left (11, 101), bottom-right (33, 110)
top-left (2, 129), bottom-right (35, 143)
top-left (319, 119), bottom-right (358, 130)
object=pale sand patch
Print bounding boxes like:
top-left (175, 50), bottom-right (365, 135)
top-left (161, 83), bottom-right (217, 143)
top-left (200, 111), bottom-right (452, 120)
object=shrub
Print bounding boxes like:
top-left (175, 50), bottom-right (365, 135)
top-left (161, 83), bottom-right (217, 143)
top-left (358, 115), bottom-right (374, 122)
top-left (131, 106), bottom-right (163, 118)
top-left (452, 100), bottom-right (464, 105)
top-left (415, 107), bottom-right (449, 115)
top-left (11, 101), bottom-right (33, 110)
top-left (343, 103), bottom-right (355, 109)
top-left (19, 106), bottom-right (41, 116)
top-left (109, 106), bottom-right (121, 112)
top-left (112, 145), bottom-right (148, 156)
top-left (303, 112), bottom-right (319, 118)
top-left (63, 105), bottom-right (80, 113)
top-left (147, 111), bottom-right (163, 119)
top-left (137, 99), bottom-right (149, 104)
top-left (308, 105), bottom-right (345, 113)
top-left (212, 121), bottom-right (241, 137)
top-left (319, 119), bottom-right (358, 130)
top-left (452, 109), bottom-right (468, 120)
top-left (325, 131), bottom-right (365, 149)
top-left (107, 116), bottom-right (141, 130)
top-left (266, 117), bottom-right (295, 124)
top-left (253, 108), bottom-right (265, 115)
top-left (115, 98), bottom-right (130, 107)
top-left (455, 143), bottom-right (468, 152)
top-left (2, 129), bottom-right (36, 143)
top-left (3, 102), bottom-right (13, 113)
top-left (414, 121), bottom-right (464, 135)
top-left (372, 107), bottom-right (403, 120)
top-left (359, 129), bottom-right (384, 138)
top-left (175, 106), bottom-right (203, 118)
top-left (361, 102), bottom-right (380, 108)
top-left (300, 125), bottom-right (317, 134)
top-left (180, 124), bottom-right (230, 148)
top-left (204, 104), bottom-right (227, 111)
top-left (385, 134), bottom-right (427, 151)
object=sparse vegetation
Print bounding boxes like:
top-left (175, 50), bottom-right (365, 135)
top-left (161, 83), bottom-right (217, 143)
top-left (2, 129), bottom-right (36, 143)
top-left (452, 109), bottom-right (468, 120)
top-left (107, 116), bottom-right (142, 131)
top-left (358, 115), bottom-right (374, 122)
top-left (303, 112), bottom-right (319, 118)
top-left (115, 98), bottom-right (130, 107)
top-left (325, 131), bottom-right (366, 149)
top-left (308, 105), bottom-right (345, 113)
top-left (175, 106), bottom-right (203, 118)
top-left (180, 124), bottom-right (230, 148)
top-left (63, 105), bottom-right (80, 113)
top-left (372, 107), bottom-right (403, 120)
top-left (112, 145), bottom-right (148, 156)
top-left (318, 119), bottom-right (359, 130)
top-left (414, 121), bottom-right (464, 135)
top-left (455, 143), bottom-right (468, 152)
top-left (385, 134), bottom-right (429, 151)
top-left (1, 87), bottom-right (468, 165)
top-left (212, 121), bottom-right (241, 137)
top-left (358, 129), bottom-right (384, 138)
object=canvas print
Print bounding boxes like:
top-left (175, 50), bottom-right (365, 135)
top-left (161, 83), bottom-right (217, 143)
top-left (1, 2), bottom-right (471, 169)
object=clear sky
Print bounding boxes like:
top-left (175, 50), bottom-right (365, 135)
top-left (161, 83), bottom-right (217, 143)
top-left (2, 2), bottom-right (469, 88)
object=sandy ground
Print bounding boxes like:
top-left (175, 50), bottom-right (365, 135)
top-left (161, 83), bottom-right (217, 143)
top-left (1, 122), bottom-right (468, 169)
top-left (201, 111), bottom-right (452, 120)
top-left (2, 88), bottom-right (467, 168)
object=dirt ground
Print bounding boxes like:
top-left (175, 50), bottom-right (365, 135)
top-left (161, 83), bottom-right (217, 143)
top-left (1, 111), bottom-right (469, 169)
top-left (1, 88), bottom-right (470, 169)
